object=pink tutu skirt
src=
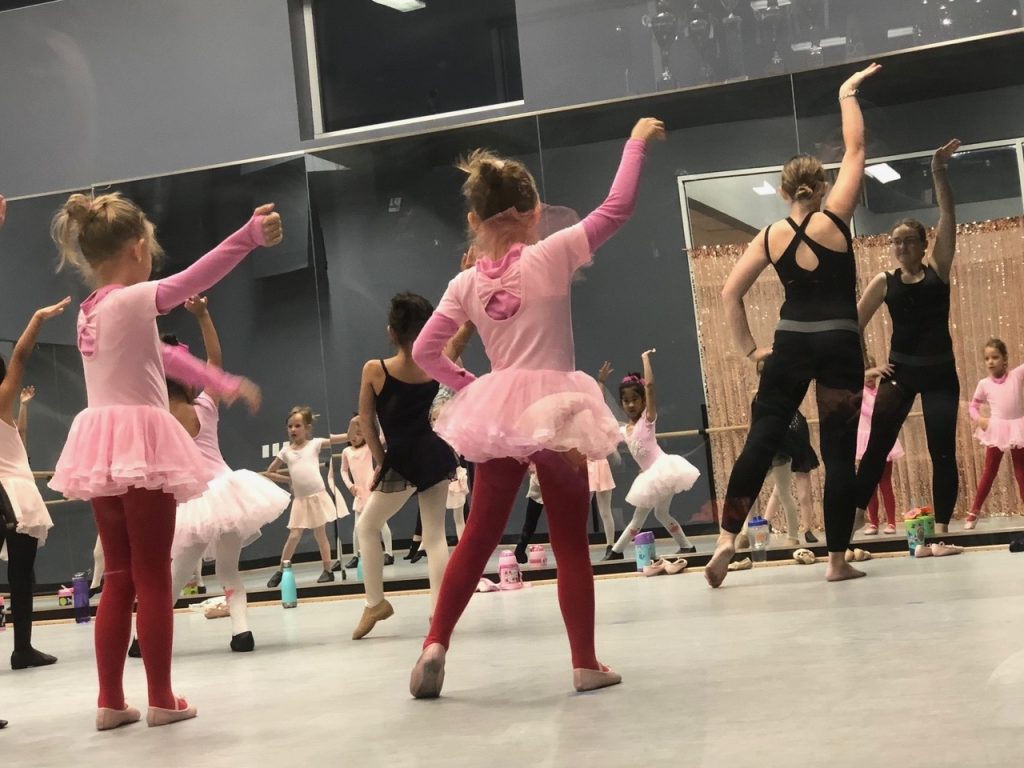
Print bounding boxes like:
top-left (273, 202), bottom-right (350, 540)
top-left (50, 405), bottom-right (214, 503)
top-left (625, 454), bottom-right (700, 509)
top-left (434, 369), bottom-right (621, 464)
top-left (975, 417), bottom-right (1024, 450)
top-left (287, 489), bottom-right (338, 529)
top-left (172, 469), bottom-right (290, 559)
top-left (856, 427), bottom-right (905, 462)
top-left (588, 459), bottom-right (615, 493)
top-left (0, 476), bottom-right (53, 560)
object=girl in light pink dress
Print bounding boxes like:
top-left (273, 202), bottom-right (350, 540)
top-left (858, 363), bottom-right (905, 535)
top-left (966, 338), bottom-right (1024, 529)
top-left (409, 117), bottom-right (666, 698)
top-left (340, 417), bottom-right (394, 568)
top-left (50, 193), bottom-right (276, 730)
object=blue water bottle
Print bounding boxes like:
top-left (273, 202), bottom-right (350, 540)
top-left (634, 531), bottom-right (656, 572)
top-left (748, 516), bottom-right (770, 563)
top-left (72, 572), bottom-right (91, 623)
top-left (280, 561), bottom-right (298, 609)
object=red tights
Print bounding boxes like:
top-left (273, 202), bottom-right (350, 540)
top-left (92, 487), bottom-right (178, 710)
top-left (971, 446), bottom-right (1024, 515)
top-left (867, 462), bottom-right (897, 527)
top-left (424, 451), bottom-right (600, 671)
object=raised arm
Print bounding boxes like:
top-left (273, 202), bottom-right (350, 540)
top-left (0, 298), bottom-right (71, 427)
top-left (641, 349), bottom-right (657, 422)
top-left (721, 234), bottom-right (773, 363)
top-left (826, 63), bottom-right (882, 223)
top-left (928, 139), bottom-right (960, 282)
top-left (160, 343), bottom-right (261, 413)
top-left (581, 118), bottom-right (665, 251)
top-left (857, 271), bottom-right (888, 331)
top-left (16, 386), bottom-right (34, 447)
top-left (155, 205), bottom-right (282, 314)
top-left (185, 296), bottom-right (222, 368)
top-left (323, 433), bottom-right (350, 447)
top-left (358, 360), bottom-right (387, 468)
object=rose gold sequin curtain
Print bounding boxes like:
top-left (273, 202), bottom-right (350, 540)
top-left (690, 217), bottom-right (1024, 532)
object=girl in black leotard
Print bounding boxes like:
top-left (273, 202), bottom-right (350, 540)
top-left (707, 63), bottom-right (881, 587)
top-left (856, 139), bottom-right (961, 534)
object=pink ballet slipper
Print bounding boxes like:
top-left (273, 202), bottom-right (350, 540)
top-left (963, 512), bottom-right (979, 531)
top-left (931, 541), bottom-right (965, 557)
top-left (96, 704), bottom-right (141, 731)
top-left (146, 697), bottom-right (197, 727)
top-left (573, 663), bottom-right (622, 693)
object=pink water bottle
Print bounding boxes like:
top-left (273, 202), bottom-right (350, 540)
top-left (498, 550), bottom-right (523, 590)
top-left (527, 544), bottom-right (548, 568)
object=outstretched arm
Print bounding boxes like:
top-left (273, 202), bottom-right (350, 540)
top-left (857, 272), bottom-right (888, 332)
top-left (641, 349), bottom-right (657, 422)
top-left (160, 343), bottom-right (261, 413)
top-left (16, 386), bottom-right (34, 447)
top-left (0, 298), bottom-right (71, 427)
top-left (722, 234), bottom-right (773, 363)
top-left (826, 63), bottom-right (882, 223)
top-left (929, 139), bottom-right (960, 282)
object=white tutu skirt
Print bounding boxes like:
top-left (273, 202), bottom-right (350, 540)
top-left (975, 417), bottom-right (1024, 450)
top-left (287, 489), bottom-right (338, 529)
top-left (0, 476), bottom-right (53, 560)
top-left (625, 454), bottom-right (700, 509)
top-left (172, 469), bottom-right (290, 559)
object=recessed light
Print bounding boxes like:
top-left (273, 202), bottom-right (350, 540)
top-left (864, 163), bottom-right (901, 184)
top-left (372, 0), bottom-right (426, 11)
top-left (752, 181), bottom-right (777, 196)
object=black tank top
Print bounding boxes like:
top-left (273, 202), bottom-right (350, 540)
top-left (766, 210), bottom-right (858, 326)
top-left (374, 359), bottom-right (456, 492)
top-left (885, 266), bottom-right (954, 364)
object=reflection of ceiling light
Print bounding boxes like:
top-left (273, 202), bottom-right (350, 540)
top-left (865, 163), bottom-right (901, 184)
top-left (887, 26), bottom-right (916, 38)
top-left (752, 181), bottom-right (776, 196)
top-left (372, 0), bottom-right (426, 11)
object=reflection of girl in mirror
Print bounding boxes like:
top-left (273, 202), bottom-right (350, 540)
top-left (856, 138), bottom-right (962, 535)
top-left (340, 415), bottom-right (394, 570)
top-left (712, 63), bottom-right (882, 588)
top-left (606, 351), bottom-right (699, 559)
top-left (351, 293), bottom-right (467, 640)
top-left (409, 116), bottom-right (668, 697)
top-left (164, 296), bottom-right (290, 653)
top-left (265, 407), bottom-right (350, 587)
top-left (858, 357), bottom-right (905, 536)
top-left (1, 306), bottom-right (66, 680)
top-left (49, 192), bottom-right (280, 730)
top-left (965, 338), bottom-right (1024, 529)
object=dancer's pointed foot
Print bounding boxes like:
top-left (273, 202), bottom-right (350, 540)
top-left (96, 704), bottom-right (141, 731)
top-left (704, 535), bottom-right (736, 589)
top-left (146, 697), bottom-right (197, 727)
top-left (352, 599), bottom-right (394, 640)
top-left (410, 643), bottom-right (447, 699)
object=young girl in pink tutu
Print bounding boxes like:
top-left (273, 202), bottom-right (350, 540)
top-left (858, 359), bottom-right (905, 535)
top-left (966, 338), bottom-right (1024, 529)
top-left (265, 406), bottom-right (349, 587)
top-left (340, 416), bottom-right (394, 569)
top-left (165, 296), bottom-right (290, 652)
top-left (607, 350), bottom-right (700, 558)
top-left (409, 117), bottom-right (666, 698)
top-left (50, 193), bottom-right (276, 730)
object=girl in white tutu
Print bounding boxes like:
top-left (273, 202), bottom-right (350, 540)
top-left (608, 350), bottom-right (700, 557)
top-left (165, 296), bottom-right (290, 651)
top-left (966, 338), bottom-right (1024, 528)
top-left (266, 407), bottom-right (349, 587)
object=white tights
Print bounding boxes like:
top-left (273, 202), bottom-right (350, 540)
top-left (171, 531), bottom-right (248, 636)
top-left (352, 510), bottom-right (393, 557)
top-left (612, 496), bottom-right (692, 552)
top-left (91, 535), bottom-right (104, 589)
top-left (593, 490), bottom-right (615, 547)
top-left (448, 504), bottom-right (466, 540)
top-left (357, 479), bottom-right (448, 609)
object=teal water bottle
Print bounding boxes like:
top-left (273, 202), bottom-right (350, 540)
top-left (634, 531), bottom-right (656, 572)
top-left (281, 560), bottom-right (298, 608)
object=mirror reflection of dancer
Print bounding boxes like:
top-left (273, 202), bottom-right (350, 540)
top-left (708, 64), bottom-right (882, 587)
top-left (340, 416), bottom-right (394, 570)
top-left (605, 351), bottom-right (699, 559)
top-left (50, 194), bottom-right (279, 729)
top-left (409, 117), bottom-right (667, 697)
top-left (164, 297), bottom-right (290, 653)
top-left (856, 138), bottom-right (961, 535)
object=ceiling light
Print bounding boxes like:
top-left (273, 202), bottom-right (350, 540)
top-left (372, 0), bottom-right (426, 11)
top-left (864, 163), bottom-right (901, 184)
top-left (752, 181), bottom-right (776, 196)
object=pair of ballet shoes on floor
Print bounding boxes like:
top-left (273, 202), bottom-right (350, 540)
top-left (914, 541), bottom-right (965, 558)
top-left (844, 548), bottom-right (873, 562)
top-left (793, 548), bottom-right (816, 565)
top-left (642, 557), bottom-right (688, 576)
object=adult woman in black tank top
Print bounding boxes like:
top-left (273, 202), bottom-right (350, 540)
top-left (707, 63), bottom-right (881, 588)
top-left (856, 140), bottom-right (961, 534)
top-left (351, 293), bottom-right (471, 640)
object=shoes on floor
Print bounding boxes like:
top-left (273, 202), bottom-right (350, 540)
top-left (793, 548), bottom-right (816, 565)
top-left (344, 556), bottom-right (359, 569)
top-left (663, 557), bottom-right (688, 575)
top-left (883, 523), bottom-right (897, 535)
top-left (96, 704), bottom-right (141, 731)
top-left (146, 697), bottom-right (197, 728)
top-left (573, 664), bottom-right (622, 693)
top-left (331, 559), bottom-right (343, 572)
top-left (964, 513), bottom-right (979, 531)
top-left (409, 549), bottom-right (427, 564)
top-left (404, 544), bottom-right (420, 561)
top-left (845, 548), bottom-right (872, 562)
top-left (514, 544), bottom-right (528, 565)
top-left (266, 570), bottom-right (283, 589)
top-left (230, 631), bottom-right (255, 653)
top-left (196, 586), bottom-right (207, 595)
top-left (0, 719), bottom-right (6, 729)
top-left (804, 531), bottom-right (819, 544)
top-left (862, 524), bottom-right (879, 536)
top-left (317, 569), bottom-right (334, 584)
top-left (931, 541), bottom-right (965, 557)
top-left (352, 599), bottom-right (395, 640)
top-left (10, 647), bottom-right (57, 670)
top-left (642, 558), bottom-right (668, 577)
top-left (676, 545), bottom-right (697, 555)
top-left (128, 637), bottom-right (141, 658)
top-left (727, 557), bottom-right (752, 572)
top-left (384, 554), bottom-right (395, 566)
top-left (601, 546), bottom-right (624, 561)
top-left (1010, 537), bottom-right (1024, 553)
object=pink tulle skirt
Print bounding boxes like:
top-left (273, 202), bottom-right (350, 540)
top-left (625, 454), bottom-right (700, 509)
top-left (0, 475), bottom-right (53, 559)
top-left (171, 469), bottom-right (290, 559)
top-left (287, 489), bottom-right (338, 529)
top-left (433, 369), bottom-right (621, 464)
top-left (50, 405), bottom-right (214, 503)
top-left (588, 459), bottom-right (615, 493)
top-left (975, 417), bottom-right (1024, 450)
top-left (856, 426), bottom-right (905, 462)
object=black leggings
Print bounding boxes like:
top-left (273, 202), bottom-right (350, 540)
top-left (723, 330), bottom-right (862, 553)
top-left (856, 361), bottom-right (960, 525)
top-left (0, 517), bottom-right (39, 652)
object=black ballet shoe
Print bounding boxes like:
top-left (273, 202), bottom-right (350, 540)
top-left (1010, 537), bottom-right (1024, 553)
top-left (344, 556), bottom-right (360, 569)
top-left (601, 546), bottom-right (624, 561)
top-left (409, 548), bottom-right (427, 564)
top-left (127, 638), bottom-right (142, 659)
top-left (331, 559), bottom-right (343, 572)
top-left (317, 569), bottom-right (335, 584)
top-left (230, 631), bottom-right (255, 653)
top-left (804, 531), bottom-right (819, 544)
top-left (266, 570), bottom-right (283, 589)
top-left (514, 544), bottom-right (528, 565)
top-left (196, 585), bottom-right (207, 595)
top-left (676, 545), bottom-right (697, 555)
top-left (383, 554), bottom-right (395, 566)
top-left (0, 719), bottom-right (7, 729)
top-left (404, 542), bottom-right (421, 561)
top-left (10, 647), bottom-right (57, 670)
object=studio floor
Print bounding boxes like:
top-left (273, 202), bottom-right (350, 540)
top-left (5, 546), bottom-right (1024, 767)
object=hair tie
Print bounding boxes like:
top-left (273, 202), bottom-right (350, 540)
top-left (621, 374), bottom-right (646, 386)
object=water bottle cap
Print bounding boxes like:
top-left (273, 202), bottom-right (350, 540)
top-left (749, 516), bottom-right (768, 527)
top-left (634, 531), bottom-right (656, 545)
